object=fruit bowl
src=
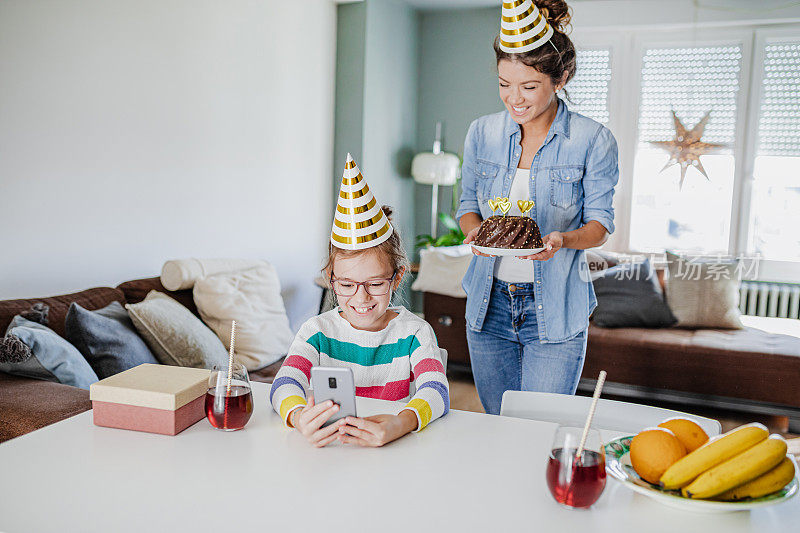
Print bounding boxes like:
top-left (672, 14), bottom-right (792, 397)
top-left (605, 436), bottom-right (799, 513)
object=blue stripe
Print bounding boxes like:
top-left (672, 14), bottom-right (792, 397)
top-left (306, 332), bottom-right (421, 366)
top-left (418, 381), bottom-right (449, 415)
top-left (270, 376), bottom-right (304, 404)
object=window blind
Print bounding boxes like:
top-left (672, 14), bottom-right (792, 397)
top-left (756, 42), bottom-right (800, 157)
top-left (564, 49), bottom-right (611, 125)
top-left (637, 45), bottom-right (742, 149)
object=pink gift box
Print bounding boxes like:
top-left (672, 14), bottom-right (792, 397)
top-left (89, 364), bottom-right (211, 436)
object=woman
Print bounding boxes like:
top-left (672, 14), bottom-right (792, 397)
top-left (457, 0), bottom-right (618, 415)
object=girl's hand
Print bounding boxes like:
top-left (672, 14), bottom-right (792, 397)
top-left (289, 395), bottom-right (347, 448)
top-left (337, 411), bottom-right (418, 447)
top-left (463, 226), bottom-right (495, 258)
top-left (517, 231), bottom-right (563, 261)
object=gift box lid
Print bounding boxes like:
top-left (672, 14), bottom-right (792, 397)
top-left (90, 364), bottom-right (211, 411)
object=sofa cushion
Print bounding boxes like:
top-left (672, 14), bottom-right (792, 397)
top-left (1, 316), bottom-right (98, 389)
top-left (193, 266), bottom-right (293, 371)
top-left (665, 251), bottom-right (743, 329)
top-left (0, 287), bottom-right (125, 339)
top-left (585, 249), bottom-right (622, 271)
top-left (0, 371), bottom-right (92, 443)
top-left (591, 259), bottom-right (677, 328)
top-left (117, 277), bottom-right (198, 317)
top-left (65, 301), bottom-right (159, 379)
top-left (126, 291), bottom-right (227, 369)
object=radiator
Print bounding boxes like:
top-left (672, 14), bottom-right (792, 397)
top-left (739, 281), bottom-right (800, 319)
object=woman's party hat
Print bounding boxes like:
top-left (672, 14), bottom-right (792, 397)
top-left (331, 153), bottom-right (393, 250)
top-left (499, 0), bottom-right (554, 54)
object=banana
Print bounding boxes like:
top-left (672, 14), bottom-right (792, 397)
top-left (659, 423), bottom-right (768, 490)
top-left (682, 436), bottom-right (788, 499)
top-left (715, 457), bottom-right (796, 501)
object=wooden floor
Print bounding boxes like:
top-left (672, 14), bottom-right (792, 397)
top-left (446, 369), bottom-right (798, 439)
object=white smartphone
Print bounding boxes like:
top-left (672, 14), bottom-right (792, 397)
top-left (310, 366), bottom-right (357, 427)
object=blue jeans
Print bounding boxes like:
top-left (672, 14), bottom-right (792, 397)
top-left (466, 279), bottom-right (588, 415)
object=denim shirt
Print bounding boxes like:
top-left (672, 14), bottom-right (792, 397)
top-left (456, 99), bottom-right (619, 342)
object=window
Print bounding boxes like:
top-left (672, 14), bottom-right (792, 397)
top-left (628, 44), bottom-right (743, 254)
top-left (749, 41), bottom-right (800, 262)
top-left (564, 49), bottom-right (611, 125)
top-left (572, 24), bottom-right (800, 280)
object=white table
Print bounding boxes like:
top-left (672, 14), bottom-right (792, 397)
top-left (1, 382), bottom-right (797, 533)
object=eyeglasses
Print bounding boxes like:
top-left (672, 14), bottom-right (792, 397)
top-left (330, 272), bottom-right (396, 297)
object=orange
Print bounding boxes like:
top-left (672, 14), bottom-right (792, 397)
top-left (630, 428), bottom-right (687, 485)
top-left (658, 417), bottom-right (709, 453)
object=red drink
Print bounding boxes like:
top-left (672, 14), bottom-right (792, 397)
top-left (205, 386), bottom-right (253, 430)
top-left (546, 448), bottom-right (606, 508)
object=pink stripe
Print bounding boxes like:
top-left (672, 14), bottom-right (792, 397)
top-left (356, 378), bottom-right (411, 401)
top-left (283, 355), bottom-right (313, 381)
top-left (414, 358), bottom-right (445, 377)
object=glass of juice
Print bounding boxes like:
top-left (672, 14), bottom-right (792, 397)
top-left (206, 362), bottom-right (253, 431)
top-left (545, 425), bottom-right (607, 509)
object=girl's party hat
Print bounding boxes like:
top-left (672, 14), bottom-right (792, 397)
top-left (331, 153), bottom-right (393, 250)
top-left (499, 0), bottom-right (554, 54)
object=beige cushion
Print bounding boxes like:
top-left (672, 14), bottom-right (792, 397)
top-left (665, 251), bottom-right (743, 329)
top-left (125, 291), bottom-right (227, 368)
top-left (410, 245), bottom-right (472, 298)
top-left (193, 266), bottom-right (293, 370)
top-left (161, 258), bottom-right (268, 291)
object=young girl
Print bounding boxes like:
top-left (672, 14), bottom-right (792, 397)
top-left (270, 154), bottom-right (449, 447)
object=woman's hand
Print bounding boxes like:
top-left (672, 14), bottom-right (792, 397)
top-left (337, 411), bottom-right (418, 447)
top-left (517, 231), bottom-right (563, 261)
top-left (289, 395), bottom-right (347, 448)
top-left (463, 226), bottom-right (496, 258)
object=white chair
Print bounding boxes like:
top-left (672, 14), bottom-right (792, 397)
top-left (500, 390), bottom-right (721, 436)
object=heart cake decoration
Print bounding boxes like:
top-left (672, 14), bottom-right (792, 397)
top-left (518, 200), bottom-right (535, 216)
top-left (498, 197), bottom-right (512, 216)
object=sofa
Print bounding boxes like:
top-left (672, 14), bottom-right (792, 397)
top-left (5, 273), bottom-right (800, 442)
top-left (423, 286), bottom-right (800, 433)
top-left (0, 277), bottom-right (283, 443)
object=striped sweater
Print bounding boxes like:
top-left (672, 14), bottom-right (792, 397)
top-left (269, 306), bottom-right (449, 432)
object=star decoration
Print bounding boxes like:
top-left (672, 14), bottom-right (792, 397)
top-left (650, 110), bottom-right (727, 189)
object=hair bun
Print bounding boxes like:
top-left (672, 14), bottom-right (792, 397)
top-left (380, 205), bottom-right (394, 221)
top-left (535, 0), bottom-right (571, 33)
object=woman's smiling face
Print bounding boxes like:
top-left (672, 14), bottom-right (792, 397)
top-left (498, 59), bottom-right (561, 126)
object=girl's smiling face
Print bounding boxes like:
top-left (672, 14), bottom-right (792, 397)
top-left (331, 250), bottom-right (403, 332)
top-left (498, 59), bottom-right (562, 126)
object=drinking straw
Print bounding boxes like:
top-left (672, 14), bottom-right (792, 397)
top-left (226, 320), bottom-right (236, 395)
top-left (575, 370), bottom-right (607, 463)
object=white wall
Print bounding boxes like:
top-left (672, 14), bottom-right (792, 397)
top-left (0, 1), bottom-right (336, 329)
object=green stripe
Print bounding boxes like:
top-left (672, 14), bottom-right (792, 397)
top-left (306, 332), bottom-right (421, 366)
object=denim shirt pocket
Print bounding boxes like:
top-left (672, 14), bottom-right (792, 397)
top-left (476, 160), bottom-right (502, 206)
top-left (549, 166), bottom-right (584, 209)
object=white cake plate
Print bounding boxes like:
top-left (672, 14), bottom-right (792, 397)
top-left (471, 244), bottom-right (546, 257)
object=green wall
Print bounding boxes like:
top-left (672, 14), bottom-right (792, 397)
top-left (333, 0), bottom-right (418, 239)
top-left (414, 7), bottom-right (502, 243)
top-left (361, 0), bottom-right (418, 262)
top-left (332, 0), bottom-right (419, 309)
top-left (333, 2), bottom-right (366, 204)
top-left (332, 4), bottom-right (505, 310)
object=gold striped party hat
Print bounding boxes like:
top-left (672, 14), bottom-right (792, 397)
top-left (331, 153), bottom-right (393, 251)
top-left (499, 0), bottom-right (554, 54)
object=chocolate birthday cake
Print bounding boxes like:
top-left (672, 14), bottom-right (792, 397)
top-left (473, 215), bottom-right (543, 249)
